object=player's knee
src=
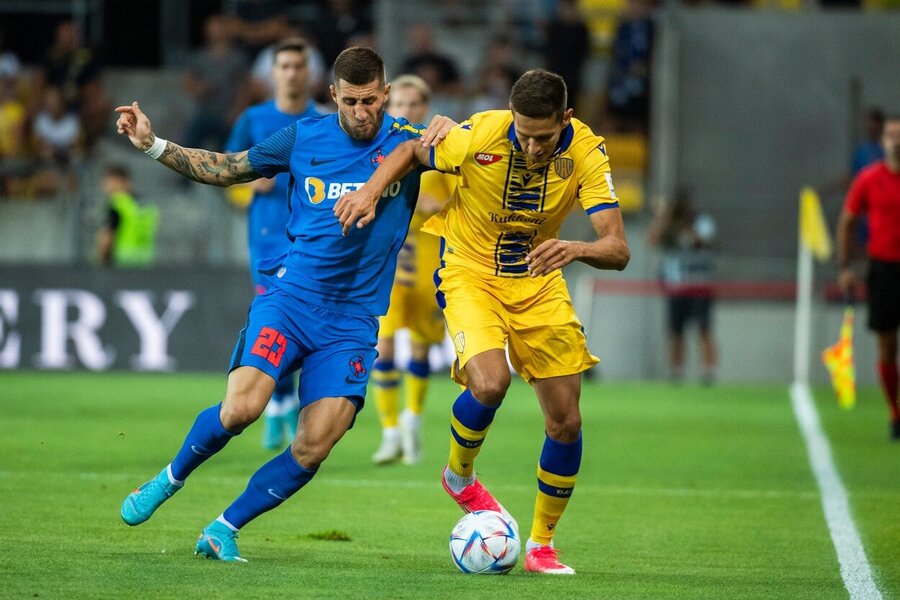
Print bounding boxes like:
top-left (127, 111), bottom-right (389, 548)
top-left (546, 415), bottom-right (582, 443)
top-left (290, 439), bottom-right (329, 470)
top-left (469, 374), bottom-right (510, 406)
top-left (220, 392), bottom-right (266, 432)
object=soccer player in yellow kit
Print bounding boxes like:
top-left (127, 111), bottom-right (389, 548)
top-left (335, 69), bottom-right (629, 574)
top-left (372, 75), bottom-right (453, 465)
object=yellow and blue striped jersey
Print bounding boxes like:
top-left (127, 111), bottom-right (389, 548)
top-left (422, 110), bottom-right (618, 277)
top-left (394, 170), bottom-right (454, 288)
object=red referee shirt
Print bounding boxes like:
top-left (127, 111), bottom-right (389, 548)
top-left (845, 161), bottom-right (900, 262)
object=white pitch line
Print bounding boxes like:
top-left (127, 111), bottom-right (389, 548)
top-left (0, 468), bottom-right (819, 500)
top-left (790, 382), bottom-right (882, 600)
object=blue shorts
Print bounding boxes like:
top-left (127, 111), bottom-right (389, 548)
top-left (229, 287), bottom-right (378, 413)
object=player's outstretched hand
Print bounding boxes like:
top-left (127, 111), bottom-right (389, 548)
top-left (525, 239), bottom-right (578, 277)
top-left (115, 101), bottom-right (155, 151)
top-left (420, 115), bottom-right (456, 147)
top-left (334, 187), bottom-right (381, 236)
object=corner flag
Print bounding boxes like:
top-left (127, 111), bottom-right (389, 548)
top-left (799, 187), bottom-right (832, 262)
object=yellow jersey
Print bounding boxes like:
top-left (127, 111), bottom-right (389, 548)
top-left (394, 170), bottom-right (454, 288)
top-left (422, 110), bottom-right (618, 277)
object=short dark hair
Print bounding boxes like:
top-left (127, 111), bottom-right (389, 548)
top-left (885, 114), bottom-right (900, 125)
top-left (105, 164), bottom-right (130, 180)
top-left (333, 47), bottom-right (385, 87)
top-left (272, 37), bottom-right (307, 62)
top-left (509, 69), bottom-right (568, 120)
top-left (867, 107), bottom-right (885, 124)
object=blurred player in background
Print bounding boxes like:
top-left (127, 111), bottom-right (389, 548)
top-left (225, 37), bottom-right (321, 451)
top-left (336, 69), bottom-right (630, 574)
top-left (647, 188), bottom-right (717, 383)
top-left (115, 47), bottom-right (454, 562)
top-left (837, 114), bottom-right (900, 441)
top-left (371, 75), bottom-right (452, 466)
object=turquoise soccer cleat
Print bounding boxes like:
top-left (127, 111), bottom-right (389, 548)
top-left (284, 404), bottom-right (300, 440)
top-left (121, 467), bottom-right (181, 526)
top-left (262, 414), bottom-right (284, 450)
top-left (195, 521), bottom-right (248, 563)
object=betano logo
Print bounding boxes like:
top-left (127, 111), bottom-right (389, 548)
top-left (305, 177), bottom-right (326, 204)
top-left (304, 177), bottom-right (403, 204)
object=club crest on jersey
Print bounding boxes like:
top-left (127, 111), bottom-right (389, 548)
top-left (474, 152), bottom-right (502, 166)
top-left (370, 148), bottom-right (385, 167)
top-left (453, 332), bottom-right (466, 354)
top-left (304, 176), bottom-right (326, 204)
top-left (348, 355), bottom-right (367, 378)
top-left (553, 157), bottom-right (574, 180)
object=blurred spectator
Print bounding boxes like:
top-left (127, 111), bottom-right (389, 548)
top-left (34, 20), bottom-right (109, 152)
top-left (0, 56), bottom-right (26, 159)
top-left (647, 189), bottom-right (718, 384)
top-left (31, 86), bottom-right (80, 197)
top-left (96, 165), bottom-right (158, 268)
top-left (0, 56), bottom-right (27, 197)
top-left (225, 0), bottom-right (297, 59)
top-left (401, 23), bottom-right (462, 98)
top-left (183, 15), bottom-right (250, 150)
top-left (314, 0), bottom-right (374, 66)
top-left (545, 0), bottom-right (591, 111)
top-left (852, 107), bottom-right (886, 177)
top-left (468, 35), bottom-right (521, 113)
top-left (607, 0), bottom-right (656, 133)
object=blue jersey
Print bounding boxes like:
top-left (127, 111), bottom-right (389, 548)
top-left (248, 113), bottom-right (425, 316)
top-left (226, 100), bottom-right (321, 262)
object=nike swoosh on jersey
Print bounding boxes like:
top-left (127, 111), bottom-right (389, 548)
top-left (310, 157), bottom-right (337, 166)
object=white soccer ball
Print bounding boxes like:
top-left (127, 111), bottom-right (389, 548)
top-left (449, 510), bottom-right (520, 575)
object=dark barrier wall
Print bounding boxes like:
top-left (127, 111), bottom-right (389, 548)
top-left (0, 266), bottom-right (254, 372)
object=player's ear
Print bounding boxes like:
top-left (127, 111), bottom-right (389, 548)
top-left (383, 82), bottom-right (391, 102)
top-left (561, 108), bottom-right (573, 128)
top-left (329, 84), bottom-right (338, 105)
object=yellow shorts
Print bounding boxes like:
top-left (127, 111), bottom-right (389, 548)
top-left (380, 280), bottom-right (446, 345)
top-left (436, 264), bottom-right (599, 384)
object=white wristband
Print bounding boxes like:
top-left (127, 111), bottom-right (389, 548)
top-left (144, 136), bottom-right (167, 159)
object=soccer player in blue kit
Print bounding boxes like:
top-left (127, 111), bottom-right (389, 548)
top-left (224, 37), bottom-right (321, 451)
top-left (115, 47), bottom-right (454, 562)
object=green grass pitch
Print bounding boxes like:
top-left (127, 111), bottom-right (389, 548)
top-left (1, 372), bottom-right (898, 599)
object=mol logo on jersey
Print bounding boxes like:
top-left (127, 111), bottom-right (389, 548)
top-left (474, 152), bottom-right (502, 166)
top-left (304, 177), bottom-right (402, 204)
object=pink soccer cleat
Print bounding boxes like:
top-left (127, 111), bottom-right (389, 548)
top-left (524, 545), bottom-right (575, 575)
top-left (440, 466), bottom-right (518, 531)
top-left (441, 466), bottom-right (505, 514)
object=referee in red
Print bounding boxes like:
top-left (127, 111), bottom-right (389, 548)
top-left (837, 115), bottom-right (900, 440)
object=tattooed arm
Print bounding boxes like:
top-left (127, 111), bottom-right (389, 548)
top-left (115, 101), bottom-right (258, 187)
top-left (157, 143), bottom-right (256, 186)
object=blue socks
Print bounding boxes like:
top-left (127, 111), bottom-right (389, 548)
top-left (408, 359), bottom-right (429, 378)
top-left (170, 404), bottom-right (235, 482)
top-left (539, 431), bottom-right (583, 482)
top-left (222, 448), bottom-right (317, 529)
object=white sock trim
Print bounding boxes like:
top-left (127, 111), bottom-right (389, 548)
top-left (166, 464), bottom-right (184, 487)
top-left (442, 465), bottom-right (475, 494)
top-left (216, 515), bottom-right (238, 532)
top-left (526, 539), bottom-right (552, 552)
